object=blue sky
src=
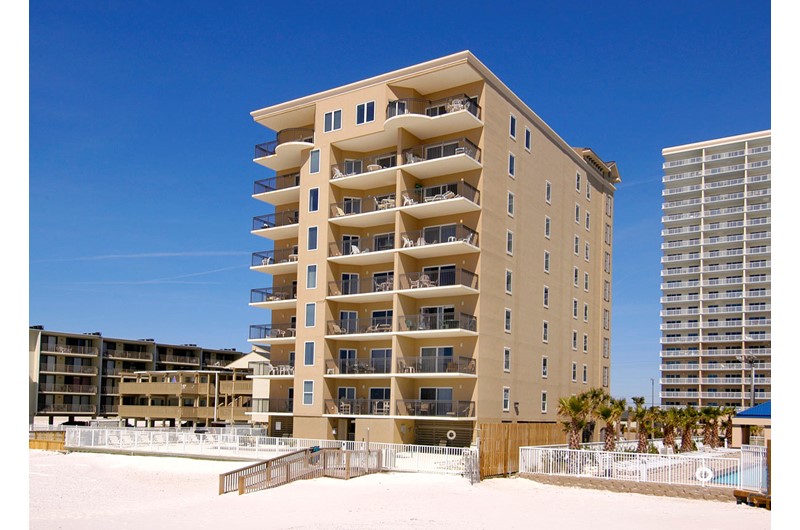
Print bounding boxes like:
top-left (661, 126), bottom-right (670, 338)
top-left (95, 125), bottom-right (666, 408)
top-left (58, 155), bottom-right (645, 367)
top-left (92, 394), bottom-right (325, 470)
top-left (25, 1), bottom-right (773, 402)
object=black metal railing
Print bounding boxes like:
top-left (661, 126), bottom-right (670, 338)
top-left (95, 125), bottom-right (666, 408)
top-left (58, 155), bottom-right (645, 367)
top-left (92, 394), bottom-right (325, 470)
top-left (328, 235), bottom-right (396, 256)
top-left (396, 400), bottom-right (475, 417)
top-left (401, 180), bottom-right (479, 206)
top-left (330, 151), bottom-right (398, 179)
top-left (249, 361), bottom-right (295, 376)
top-left (333, 357), bottom-right (392, 374)
top-left (397, 269), bottom-right (477, 290)
top-left (397, 356), bottom-right (476, 375)
top-left (386, 94), bottom-right (481, 120)
top-left (250, 287), bottom-right (297, 303)
top-left (255, 128), bottom-right (314, 158)
top-left (330, 194), bottom-right (397, 217)
top-left (252, 398), bottom-right (294, 413)
top-left (254, 173), bottom-right (300, 194)
top-left (397, 313), bottom-right (477, 332)
top-left (325, 398), bottom-right (392, 416)
top-left (400, 225), bottom-right (478, 248)
top-left (401, 137), bottom-right (481, 165)
top-left (251, 249), bottom-right (299, 266)
top-left (327, 317), bottom-right (393, 335)
top-left (249, 323), bottom-right (297, 340)
top-left (102, 349), bottom-right (152, 361)
top-left (253, 211), bottom-right (299, 230)
top-left (328, 276), bottom-right (394, 296)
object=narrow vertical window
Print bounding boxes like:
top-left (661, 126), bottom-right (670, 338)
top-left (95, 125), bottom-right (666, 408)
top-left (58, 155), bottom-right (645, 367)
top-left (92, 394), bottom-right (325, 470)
top-left (503, 387), bottom-right (511, 411)
top-left (310, 149), bottom-right (320, 174)
top-left (541, 357), bottom-right (548, 378)
top-left (504, 347), bottom-right (511, 372)
top-left (307, 226), bottom-right (318, 250)
top-left (586, 184), bottom-right (591, 201)
top-left (572, 362), bottom-right (577, 382)
top-left (572, 330), bottom-right (578, 350)
top-left (573, 299), bottom-right (579, 319)
top-left (573, 267), bottom-right (579, 287)
top-left (542, 321), bottom-right (549, 342)
top-left (583, 303), bottom-right (589, 322)
top-left (544, 251), bottom-right (550, 273)
top-left (585, 242), bottom-right (590, 261)
top-left (585, 212), bottom-right (591, 231)
top-left (543, 286), bottom-right (550, 307)
top-left (304, 341), bottom-right (315, 365)
top-left (583, 333), bottom-right (589, 352)
top-left (507, 192), bottom-right (515, 216)
top-left (507, 230), bottom-right (514, 255)
top-left (584, 272), bottom-right (590, 292)
top-left (525, 127), bottom-right (531, 151)
top-left (576, 173), bottom-right (581, 192)
top-left (309, 188), bottom-right (319, 212)
top-left (504, 309), bottom-right (512, 332)
top-left (544, 216), bottom-right (551, 238)
top-left (603, 366), bottom-right (609, 387)
top-left (303, 380), bottom-right (314, 405)
top-left (509, 114), bottom-right (517, 139)
top-left (603, 337), bottom-right (610, 358)
top-left (541, 391), bottom-right (548, 413)
top-left (545, 181), bottom-right (552, 203)
top-left (575, 204), bottom-right (580, 223)
top-left (508, 153), bottom-right (515, 177)
top-left (583, 365), bottom-right (588, 384)
top-left (305, 303), bottom-right (316, 327)
top-left (505, 270), bottom-right (513, 294)
top-left (574, 235), bottom-right (580, 255)
top-left (306, 264), bottom-right (317, 289)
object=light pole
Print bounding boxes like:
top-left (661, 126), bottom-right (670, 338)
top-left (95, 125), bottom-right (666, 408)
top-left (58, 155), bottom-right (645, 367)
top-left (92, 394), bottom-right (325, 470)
top-left (650, 378), bottom-right (655, 408)
top-left (739, 353), bottom-right (758, 408)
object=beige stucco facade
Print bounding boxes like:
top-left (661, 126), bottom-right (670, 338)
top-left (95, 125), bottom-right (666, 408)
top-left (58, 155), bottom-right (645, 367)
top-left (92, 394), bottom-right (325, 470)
top-left (247, 51), bottom-right (619, 445)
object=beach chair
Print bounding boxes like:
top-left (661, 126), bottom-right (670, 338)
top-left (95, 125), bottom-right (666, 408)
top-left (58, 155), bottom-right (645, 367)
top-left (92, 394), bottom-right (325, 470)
top-left (402, 192), bottom-right (417, 206)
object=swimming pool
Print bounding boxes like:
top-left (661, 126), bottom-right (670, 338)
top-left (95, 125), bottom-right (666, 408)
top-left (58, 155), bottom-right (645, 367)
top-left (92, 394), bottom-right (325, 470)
top-left (713, 465), bottom-right (768, 491)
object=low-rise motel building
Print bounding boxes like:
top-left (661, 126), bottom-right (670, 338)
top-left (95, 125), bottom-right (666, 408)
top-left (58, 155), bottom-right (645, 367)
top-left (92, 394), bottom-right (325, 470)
top-left (246, 51), bottom-right (619, 446)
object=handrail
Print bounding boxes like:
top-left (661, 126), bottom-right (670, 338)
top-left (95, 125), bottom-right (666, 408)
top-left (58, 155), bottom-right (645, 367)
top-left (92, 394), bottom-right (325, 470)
top-left (254, 173), bottom-right (300, 194)
top-left (250, 287), bottom-right (297, 303)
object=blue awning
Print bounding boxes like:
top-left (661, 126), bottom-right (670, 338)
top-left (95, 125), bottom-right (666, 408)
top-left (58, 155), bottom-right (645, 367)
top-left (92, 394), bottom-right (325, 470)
top-left (736, 401), bottom-right (771, 419)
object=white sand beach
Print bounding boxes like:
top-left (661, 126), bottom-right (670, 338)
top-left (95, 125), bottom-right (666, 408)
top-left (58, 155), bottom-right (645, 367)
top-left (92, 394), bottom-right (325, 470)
top-left (29, 451), bottom-right (771, 530)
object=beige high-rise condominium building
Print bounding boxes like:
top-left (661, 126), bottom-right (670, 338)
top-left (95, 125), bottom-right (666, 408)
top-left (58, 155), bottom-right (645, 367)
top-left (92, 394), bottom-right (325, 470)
top-left (660, 130), bottom-right (771, 409)
top-left (247, 51), bottom-right (619, 445)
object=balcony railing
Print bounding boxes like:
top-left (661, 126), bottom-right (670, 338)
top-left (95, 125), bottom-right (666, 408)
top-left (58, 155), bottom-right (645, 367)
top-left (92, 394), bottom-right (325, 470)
top-left (251, 249), bottom-right (299, 266)
top-left (402, 137), bottom-right (481, 165)
top-left (42, 345), bottom-right (99, 356)
top-left (330, 151), bottom-right (398, 179)
top-left (397, 313), bottom-right (477, 333)
top-left (403, 179), bottom-right (480, 206)
top-left (39, 383), bottom-right (98, 394)
top-left (255, 128), bottom-right (314, 158)
top-left (328, 236), bottom-right (395, 256)
top-left (398, 356), bottom-right (476, 375)
top-left (252, 211), bottom-right (299, 231)
top-left (249, 323), bottom-right (297, 340)
top-left (40, 364), bottom-right (98, 375)
top-left (330, 194), bottom-right (397, 217)
top-left (250, 287), bottom-right (297, 303)
top-left (250, 361), bottom-right (295, 376)
top-left (327, 317), bottom-right (393, 335)
top-left (252, 398), bottom-right (293, 413)
top-left (397, 268), bottom-right (478, 291)
top-left (401, 225), bottom-right (478, 248)
top-left (325, 398), bottom-right (392, 416)
top-left (102, 350), bottom-right (153, 361)
top-left (334, 358), bottom-right (392, 374)
top-left (161, 354), bottom-right (200, 365)
top-left (396, 399), bottom-right (475, 417)
top-left (386, 94), bottom-right (481, 120)
top-left (38, 404), bottom-right (96, 414)
top-left (253, 173), bottom-right (300, 194)
top-left (328, 276), bottom-right (394, 296)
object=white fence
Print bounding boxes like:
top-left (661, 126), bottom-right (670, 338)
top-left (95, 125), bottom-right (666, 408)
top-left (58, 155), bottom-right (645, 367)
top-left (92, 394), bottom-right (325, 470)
top-left (519, 445), bottom-right (767, 492)
top-left (64, 428), bottom-right (471, 476)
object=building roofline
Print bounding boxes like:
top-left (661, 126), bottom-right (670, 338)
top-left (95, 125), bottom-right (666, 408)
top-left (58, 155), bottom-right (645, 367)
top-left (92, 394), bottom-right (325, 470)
top-left (662, 130), bottom-right (771, 155)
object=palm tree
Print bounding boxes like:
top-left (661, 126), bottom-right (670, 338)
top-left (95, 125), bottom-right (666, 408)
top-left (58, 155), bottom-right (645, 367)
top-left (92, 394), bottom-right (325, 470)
top-left (678, 406), bottom-right (699, 452)
top-left (597, 397), bottom-right (626, 452)
top-left (557, 394), bottom-right (589, 450)
top-left (660, 407), bottom-right (682, 452)
top-left (700, 406), bottom-right (722, 448)
top-left (721, 406), bottom-right (736, 447)
top-left (629, 397), bottom-right (651, 453)
top-left (582, 388), bottom-right (609, 442)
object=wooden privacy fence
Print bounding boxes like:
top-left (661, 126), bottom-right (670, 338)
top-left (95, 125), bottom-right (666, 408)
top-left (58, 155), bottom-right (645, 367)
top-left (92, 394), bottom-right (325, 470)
top-left (479, 422), bottom-right (563, 478)
top-left (29, 430), bottom-right (66, 451)
top-left (219, 447), bottom-right (382, 495)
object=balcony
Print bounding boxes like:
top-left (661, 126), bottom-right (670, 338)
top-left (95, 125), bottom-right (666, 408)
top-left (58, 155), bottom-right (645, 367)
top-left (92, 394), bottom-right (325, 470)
top-left (383, 94), bottom-right (482, 140)
top-left (329, 194), bottom-right (397, 228)
top-left (249, 323), bottom-right (297, 344)
top-left (38, 404), bottom-right (96, 415)
top-left (401, 138), bottom-right (481, 179)
top-left (399, 225), bottom-right (479, 259)
top-left (324, 398), bottom-right (392, 416)
top-left (400, 180), bottom-right (481, 219)
top-left (160, 354), bottom-right (200, 366)
top-left (252, 211), bottom-right (299, 241)
top-left (396, 399), bottom-right (475, 418)
top-left (330, 151), bottom-right (398, 190)
top-left (326, 317), bottom-right (394, 340)
top-left (253, 173), bottom-right (301, 206)
top-left (251, 249), bottom-right (299, 275)
top-left (40, 364), bottom-right (98, 376)
top-left (251, 398), bottom-right (293, 414)
top-left (326, 358), bottom-right (392, 375)
top-left (328, 237), bottom-right (396, 265)
top-left (397, 313), bottom-right (477, 338)
top-left (250, 361), bottom-right (295, 377)
top-left (254, 128), bottom-right (314, 171)
top-left (397, 269), bottom-right (478, 299)
top-left (119, 381), bottom-right (209, 395)
top-left (327, 276), bottom-right (395, 303)
top-left (41, 345), bottom-right (99, 357)
top-left (39, 383), bottom-right (97, 394)
top-left (250, 287), bottom-right (297, 310)
top-left (102, 349), bottom-right (153, 362)
top-left (396, 356), bottom-right (476, 376)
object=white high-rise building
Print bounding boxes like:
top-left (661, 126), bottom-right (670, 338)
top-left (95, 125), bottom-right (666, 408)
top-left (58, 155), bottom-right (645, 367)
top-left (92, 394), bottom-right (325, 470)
top-left (660, 130), bottom-right (771, 409)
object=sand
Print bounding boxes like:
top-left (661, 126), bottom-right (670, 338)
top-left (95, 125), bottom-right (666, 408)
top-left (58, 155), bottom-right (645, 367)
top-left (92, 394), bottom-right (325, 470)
top-left (29, 450), bottom-right (771, 530)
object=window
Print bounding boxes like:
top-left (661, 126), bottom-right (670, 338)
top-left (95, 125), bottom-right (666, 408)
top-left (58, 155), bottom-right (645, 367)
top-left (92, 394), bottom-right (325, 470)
top-left (304, 341), bottom-right (315, 365)
top-left (504, 347), bottom-right (511, 372)
top-left (606, 195), bottom-right (613, 217)
top-left (545, 181), bottom-right (552, 203)
top-left (303, 380), bottom-right (314, 405)
top-left (583, 303), bottom-right (589, 322)
top-left (575, 204), bottom-right (580, 223)
top-left (573, 299), bottom-right (579, 319)
top-left (603, 366), bottom-right (609, 387)
top-left (571, 362), bottom-right (577, 382)
top-left (306, 264), bottom-right (317, 289)
top-left (603, 337), bottom-right (610, 358)
top-left (309, 188), bottom-right (319, 212)
top-left (541, 357), bottom-right (548, 378)
top-left (543, 286), bottom-right (550, 307)
top-left (583, 334), bottom-right (588, 353)
top-left (508, 153), bottom-right (515, 177)
top-left (586, 183), bottom-right (591, 201)
top-left (356, 101), bottom-right (375, 125)
top-left (576, 173), bottom-right (581, 192)
top-left (574, 235), bottom-right (580, 255)
top-left (572, 330), bottom-right (578, 350)
top-left (508, 192), bottom-right (515, 217)
top-left (573, 267), bottom-right (579, 287)
top-left (544, 251), bottom-right (550, 273)
top-left (544, 216), bottom-right (551, 238)
top-left (505, 270), bottom-right (513, 294)
top-left (583, 365), bottom-right (588, 384)
top-left (604, 252), bottom-right (611, 273)
top-left (509, 114), bottom-right (517, 139)
top-left (585, 242), bottom-right (590, 261)
top-left (604, 309), bottom-right (610, 330)
top-left (507, 230), bottom-right (513, 255)
top-left (542, 321), bottom-right (549, 342)
top-left (524, 127), bottom-right (531, 151)
top-left (502, 387), bottom-right (510, 411)
top-left (504, 309), bottom-right (512, 333)
top-left (605, 224), bottom-right (612, 245)
top-left (305, 303), bottom-right (316, 327)
top-left (324, 109), bottom-right (342, 132)
top-left (603, 281), bottom-right (611, 302)
top-left (541, 391), bottom-right (548, 413)
top-left (585, 212), bottom-right (591, 231)
top-left (310, 149), bottom-right (320, 173)
top-left (584, 272), bottom-right (589, 292)
top-left (307, 226), bottom-right (318, 250)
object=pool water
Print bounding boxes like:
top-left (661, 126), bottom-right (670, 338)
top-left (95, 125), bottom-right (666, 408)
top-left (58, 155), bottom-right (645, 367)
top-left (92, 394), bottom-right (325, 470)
top-left (713, 465), bottom-right (768, 491)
